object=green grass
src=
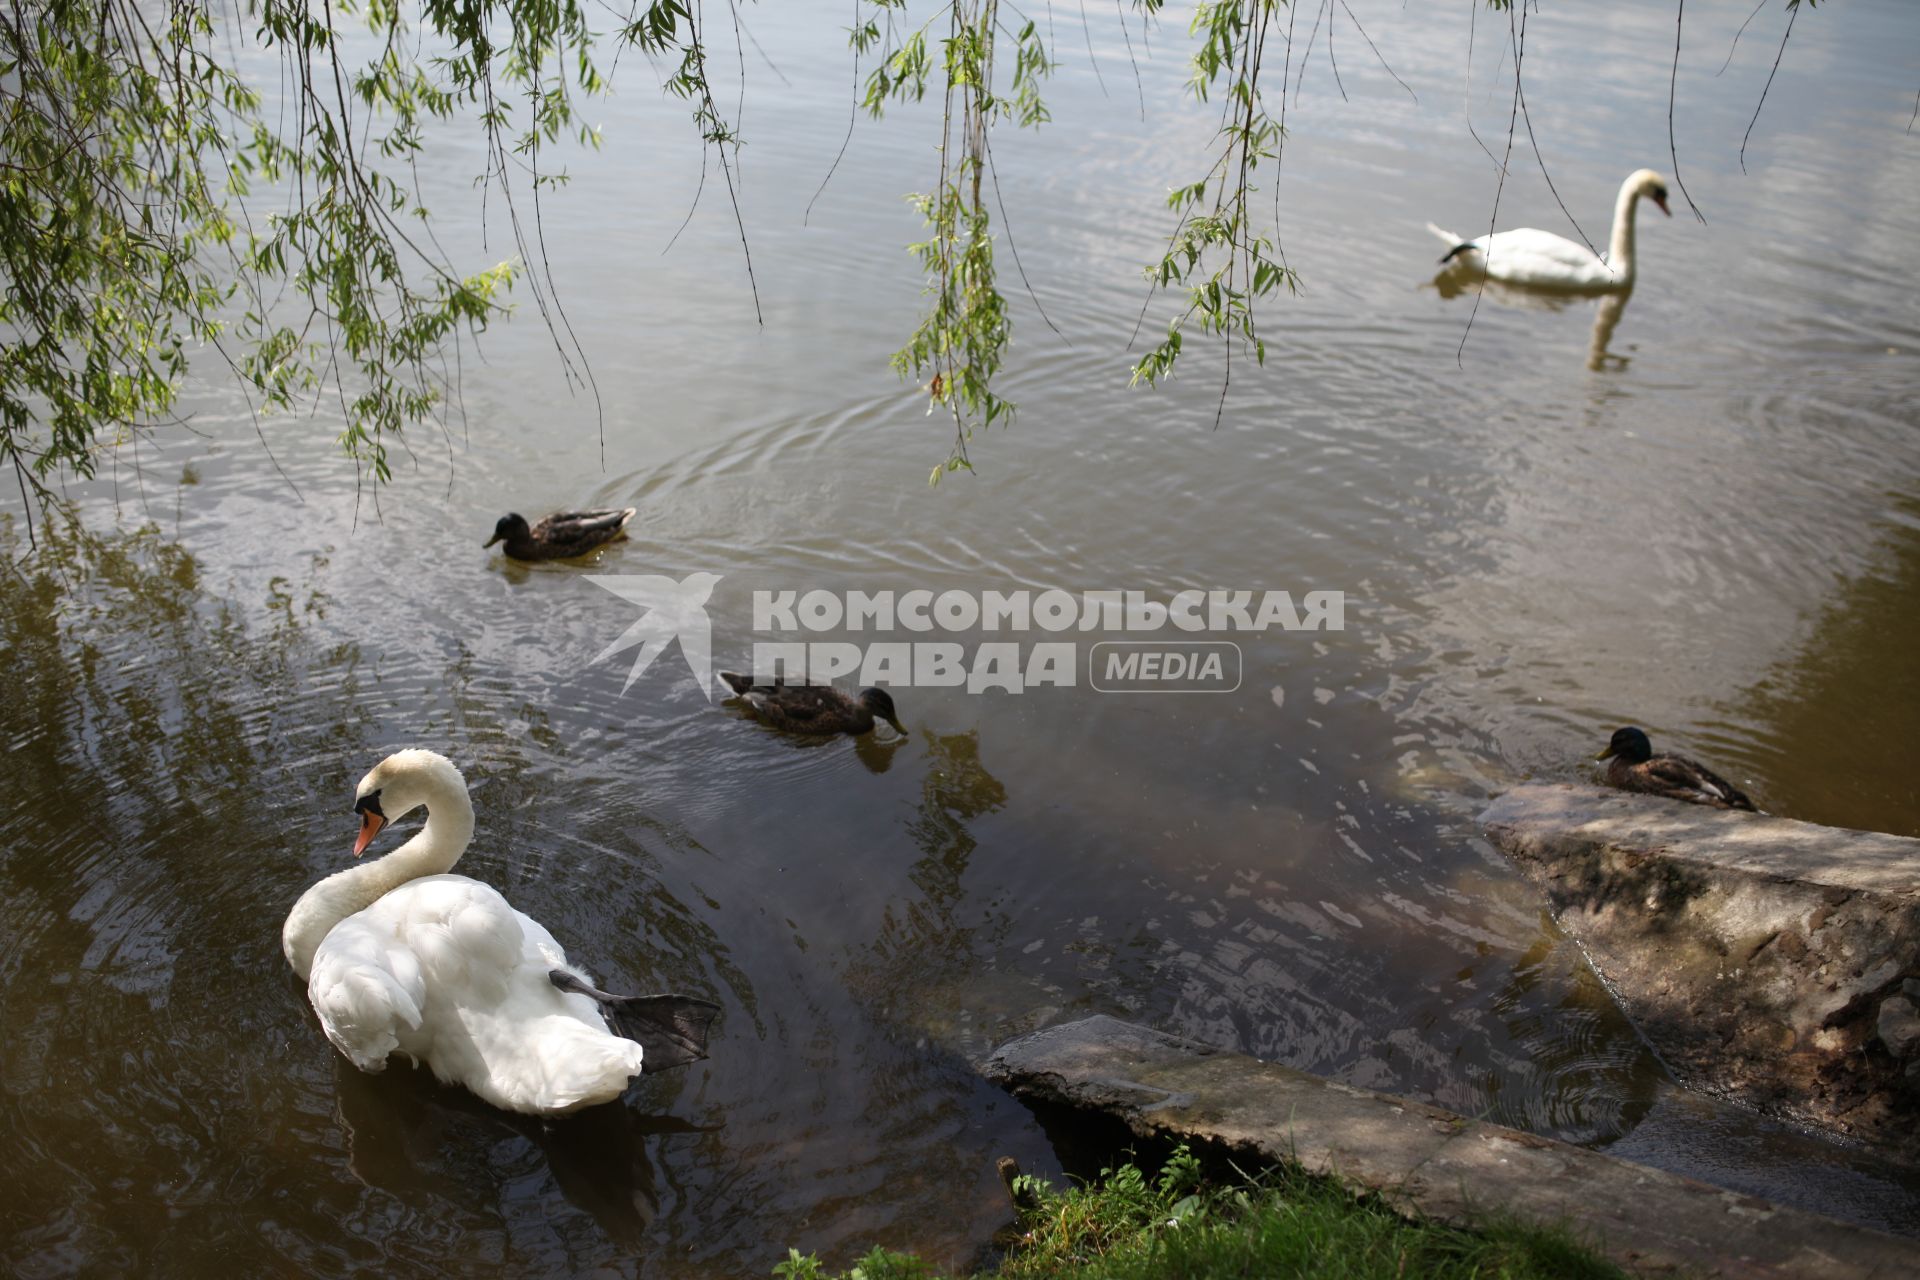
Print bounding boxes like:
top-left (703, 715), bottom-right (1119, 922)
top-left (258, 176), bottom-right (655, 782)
top-left (771, 1145), bottom-right (1626, 1280)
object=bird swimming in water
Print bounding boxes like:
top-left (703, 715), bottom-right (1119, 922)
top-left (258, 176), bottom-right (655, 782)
top-left (1596, 726), bottom-right (1755, 811)
top-left (718, 672), bottom-right (904, 736)
top-left (485, 508), bottom-right (636, 561)
top-left (283, 749), bottom-right (720, 1116)
top-left (1427, 168), bottom-right (1671, 291)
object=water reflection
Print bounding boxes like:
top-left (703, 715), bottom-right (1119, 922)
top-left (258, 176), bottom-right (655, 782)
top-left (1431, 266), bottom-right (1581, 307)
top-left (1586, 293), bottom-right (1632, 372)
top-left (488, 540), bottom-right (640, 586)
top-left (1429, 267), bottom-right (1635, 372)
top-left (847, 728), bottom-right (1013, 1041)
top-left (331, 1056), bottom-right (715, 1251)
top-left (1480, 928), bottom-right (1660, 1143)
top-left (1731, 496), bottom-right (1920, 836)
top-left (0, 513), bottom-right (376, 1272)
top-left (10, 0), bottom-right (1920, 1266)
top-left (853, 732), bottom-right (909, 775)
top-left (0, 512), bottom-right (758, 1273)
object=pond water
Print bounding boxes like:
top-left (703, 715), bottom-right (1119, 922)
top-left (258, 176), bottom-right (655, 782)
top-left (4, 1), bottom-right (1919, 1274)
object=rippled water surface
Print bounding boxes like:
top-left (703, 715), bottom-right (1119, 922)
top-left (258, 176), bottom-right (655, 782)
top-left (5, 1), bottom-right (1920, 1274)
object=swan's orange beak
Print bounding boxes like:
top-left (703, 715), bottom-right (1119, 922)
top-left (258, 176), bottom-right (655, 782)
top-left (1652, 193), bottom-right (1671, 217)
top-left (354, 811), bottom-right (387, 857)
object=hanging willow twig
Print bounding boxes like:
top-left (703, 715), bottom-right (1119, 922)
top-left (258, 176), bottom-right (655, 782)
top-left (1132, 2), bottom-right (1296, 430)
top-left (854, 0), bottom-right (1054, 483)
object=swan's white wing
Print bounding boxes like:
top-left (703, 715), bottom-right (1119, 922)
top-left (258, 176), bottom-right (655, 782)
top-left (307, 914), bottom-right (429, 1072)
top-left (514, 909), bottom-right (572, 971)
top-left (308, 874), bottom-right (648, 1113)
top-left (389, 873), bottom-right (525, 997)
top-left (307, 874), bottom-right (522, 1073)
top-left (490, 915), bottom-right (657, 1111)
top-left (1484, 228), bottom-right (1603, 270)
top-left (1477, 228), bottom-right (1618, 287)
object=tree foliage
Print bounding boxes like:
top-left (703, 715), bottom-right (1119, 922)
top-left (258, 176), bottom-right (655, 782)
top-left (0, 0), bottom-right (1283, 509)
top-left (0, 0), bottom-right (660, 524)
top-left (0, 1), bottom-right (1869, 516)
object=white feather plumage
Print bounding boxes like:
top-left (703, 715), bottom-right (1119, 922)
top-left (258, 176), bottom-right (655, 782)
top-left (1427, 169), bottom-right (1671, 290)
top-left (284, 751), bottom-right (657, 1115)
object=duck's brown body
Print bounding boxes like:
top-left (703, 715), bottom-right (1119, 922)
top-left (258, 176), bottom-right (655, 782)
top-left (718, 672), bottom-right (900, 736)
top-left (1597, 727), bottom-right (1755, 811)
top-left (486, 508), bottom-right (636, 561)
top-left (1604, 754), bottom-right (1755, 810)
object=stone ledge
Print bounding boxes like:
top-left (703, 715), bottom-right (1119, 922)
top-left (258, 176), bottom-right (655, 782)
top-left (1480, 784), bottom-right (1919, 1153)
top-left (984, 1015), bottom-right (1920, 1279)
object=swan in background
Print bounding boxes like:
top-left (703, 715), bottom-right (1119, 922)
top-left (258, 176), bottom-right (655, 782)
top-left (1427, 169), bottom-right (1671, 290)
top-left (283, 749), bottom-right (719, 1116)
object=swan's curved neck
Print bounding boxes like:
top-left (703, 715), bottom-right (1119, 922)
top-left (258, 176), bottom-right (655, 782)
top-left (283, 766), bottom-right (475, 978)
top-left (1607, 180), bottom-right (1644, 285)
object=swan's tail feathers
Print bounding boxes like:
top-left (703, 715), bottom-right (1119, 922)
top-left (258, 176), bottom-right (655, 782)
top-left (551, 970), bottom-right (722, 1071)
top-left (1427, 222), bottom-right (1479, 264)
top-left (717, 670), bottom-right (756, 695)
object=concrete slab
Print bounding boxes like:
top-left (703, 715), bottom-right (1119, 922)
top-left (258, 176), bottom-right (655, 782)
top-left (984, 1015), bottom-right (1920, 1278)
top-left (1480, 784), bottom-right (1920, 1154)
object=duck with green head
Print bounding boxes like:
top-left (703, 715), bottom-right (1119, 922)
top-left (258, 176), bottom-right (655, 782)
top-left (1596, 726), bottom-right (1755, 811)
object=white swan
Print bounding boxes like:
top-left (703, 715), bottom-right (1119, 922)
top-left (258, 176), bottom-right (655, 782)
top-left (283, 749), bottom-right (718, 1116)
top-left (1426, 169), bottom-right (1670, 290)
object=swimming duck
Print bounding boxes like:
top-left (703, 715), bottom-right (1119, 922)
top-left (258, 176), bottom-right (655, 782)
top-left (1595, 727), bottom-right (1755, 811)
top-left (283, 749), bottom-right (720, 1115)
top-left (485, 508), bottom-right (637, 561)
top-left (1427, 169), bottom-right (1670, 290)
top-left (718, 672), bottom-right (904, 736)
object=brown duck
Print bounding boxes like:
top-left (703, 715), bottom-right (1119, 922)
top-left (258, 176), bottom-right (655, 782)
top-left (484, 508), bottom-right (636, 561)
top-left (1596, 726), bottom-right (1755, 811)
top-left (718, 672), bottom-right (903, 736)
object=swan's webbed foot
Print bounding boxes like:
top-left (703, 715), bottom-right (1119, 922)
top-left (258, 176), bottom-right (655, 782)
top-left (550, 969), bottom-right (722, 1071)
